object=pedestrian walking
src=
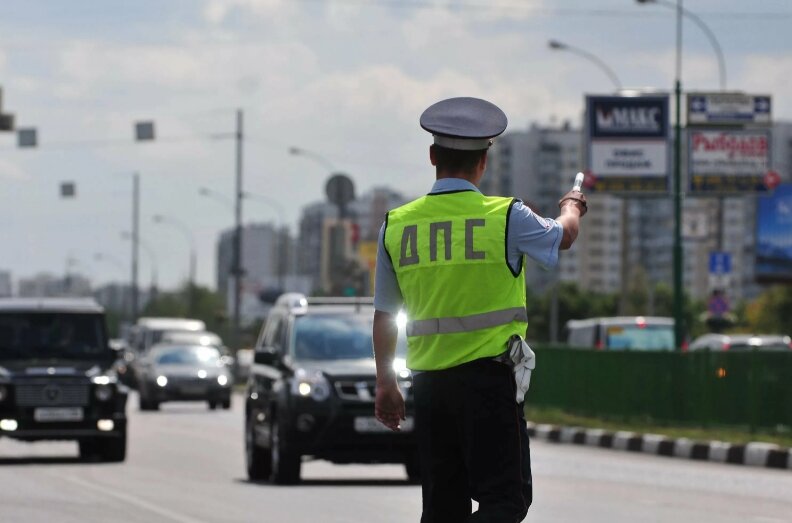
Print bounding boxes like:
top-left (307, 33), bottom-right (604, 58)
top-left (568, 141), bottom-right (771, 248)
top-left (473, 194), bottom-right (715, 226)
top-left (373, 97), bottom-right (587, 522)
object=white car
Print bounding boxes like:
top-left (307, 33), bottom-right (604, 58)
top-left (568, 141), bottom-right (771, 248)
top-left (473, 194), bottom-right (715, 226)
top-left (689, 334), bottom-right (792, 352)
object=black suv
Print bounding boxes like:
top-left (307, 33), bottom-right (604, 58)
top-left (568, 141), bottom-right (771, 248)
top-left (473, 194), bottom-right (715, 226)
top-left (0, 298), bottom-right (128, 462)
top-left (245, 294), bottom-right (417, 484)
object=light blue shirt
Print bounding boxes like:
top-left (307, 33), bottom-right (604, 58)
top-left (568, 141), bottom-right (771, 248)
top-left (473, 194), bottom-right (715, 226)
top-left (374, 178), bottom-right (563, 314)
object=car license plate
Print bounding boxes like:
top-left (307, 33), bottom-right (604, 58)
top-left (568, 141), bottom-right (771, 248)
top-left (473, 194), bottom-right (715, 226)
top-left (34, 407), bottom-right (84, 422)
top-left (180, 385), bottom-right (207, 395)
top-left (354, 416), bottom-right (414, 433)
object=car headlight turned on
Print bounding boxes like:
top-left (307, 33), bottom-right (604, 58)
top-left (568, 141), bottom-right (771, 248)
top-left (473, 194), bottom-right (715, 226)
top-left (217, 374), bottom-right (229, 386)
top-left (291, 369), bottom-right (331, 401)
top-left (156, 375), bottom-right (168, 387)
top-left (95, 385), bottom-right (113, 401)
top-left (0, 385), bottom-right (8, 402)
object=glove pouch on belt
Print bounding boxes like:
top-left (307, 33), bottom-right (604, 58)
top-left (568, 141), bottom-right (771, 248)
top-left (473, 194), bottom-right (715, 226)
top-left (507, 335), bottom-right (536, 403)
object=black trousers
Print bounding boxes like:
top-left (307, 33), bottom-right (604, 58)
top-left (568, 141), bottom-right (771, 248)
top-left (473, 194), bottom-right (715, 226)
top-left (413, 358), bottom-right (532, 523)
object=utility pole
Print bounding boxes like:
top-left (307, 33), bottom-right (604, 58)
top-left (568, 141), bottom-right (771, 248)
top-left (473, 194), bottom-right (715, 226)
top-left (131, 173), bottom-right (140, 322)
top-left (672, 1), bottom-right (685, 350)
top-left (232, 109), bottom-right (244, 351)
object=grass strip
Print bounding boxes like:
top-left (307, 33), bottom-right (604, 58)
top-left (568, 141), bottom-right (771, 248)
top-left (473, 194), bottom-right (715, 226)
top-left (525, 405), bottom-right (792, 448)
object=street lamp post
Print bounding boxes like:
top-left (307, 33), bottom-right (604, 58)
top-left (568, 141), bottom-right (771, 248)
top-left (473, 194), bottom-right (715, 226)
top-left (637, 0), bottom-right (726, 90)
top-left (635, 0), bottom-right (689, 350)
top-left (289, 147), bottom-right (336, 172)
top-left (548, 39), bottom-right (623, 91)
top-left (121, 231), bottom-right (159, 292)
top-left (231, 110), bottom-right (244, 353)
top-left (94, 252), bottom-right (126, 274)
top-left (94, 252), bottom-right (129, 316)
top-left (131, 173), bottom-right (140, 322)
top-left (152, 214), bottom-right (197, 314)
top-left (547, 40), bottom-right (627, 340)
top-left (200, 186), bottom-right (287, 294)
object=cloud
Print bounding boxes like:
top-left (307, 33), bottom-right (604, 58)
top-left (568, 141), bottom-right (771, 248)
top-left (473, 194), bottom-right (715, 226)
top-left (203, 0), bottom-right (297, 24)
top-left (739, 54), bottom-right (792, 120)
top-left (54, 38), bottom-right (319, 102)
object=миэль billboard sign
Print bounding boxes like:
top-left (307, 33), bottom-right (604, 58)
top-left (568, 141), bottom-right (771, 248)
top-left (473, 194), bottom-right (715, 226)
top-left (585, 95), bottom-right (669, 193)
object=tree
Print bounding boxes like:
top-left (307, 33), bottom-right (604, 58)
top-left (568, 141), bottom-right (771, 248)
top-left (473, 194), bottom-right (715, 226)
top-left (743, 285), bottom-right (792, 334)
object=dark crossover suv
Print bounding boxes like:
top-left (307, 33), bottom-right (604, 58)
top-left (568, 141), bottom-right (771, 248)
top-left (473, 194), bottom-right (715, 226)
top-left (0, 298), bottom-right (128, 462)
top-left (245, 294), bottom-right (417, 484)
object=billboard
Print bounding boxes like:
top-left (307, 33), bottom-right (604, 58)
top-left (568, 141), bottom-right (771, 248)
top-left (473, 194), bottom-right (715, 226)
top-left (585, 95), bottom-right (669, 193)
top-left (687, 92), bottom-right (771, 126)
top-left (756, 184), bottom-right (792, 283)
top-left (688, 129), bottom-right (772, 193)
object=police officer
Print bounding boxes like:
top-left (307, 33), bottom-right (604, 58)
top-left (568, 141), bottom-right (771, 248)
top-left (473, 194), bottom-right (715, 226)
top-left (373, 97), bottom-right (586, 522)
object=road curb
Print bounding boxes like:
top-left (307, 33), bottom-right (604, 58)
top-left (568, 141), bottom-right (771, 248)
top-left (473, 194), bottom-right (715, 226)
top-left (526, 422), bottom-right (792, 471)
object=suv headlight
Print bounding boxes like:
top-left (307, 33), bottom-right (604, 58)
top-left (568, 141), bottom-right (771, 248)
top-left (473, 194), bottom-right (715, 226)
top-left (0, 385), bottom-right (7, 402)
top-left (291, 369), bottom-right (331, 401)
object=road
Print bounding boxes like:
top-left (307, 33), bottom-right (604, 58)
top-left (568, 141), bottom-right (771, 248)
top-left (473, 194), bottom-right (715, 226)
top-left (1, 393), bottom-right (791, 522)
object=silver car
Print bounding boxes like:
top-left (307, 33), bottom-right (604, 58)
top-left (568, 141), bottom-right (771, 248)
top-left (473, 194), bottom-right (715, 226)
top-left (136, 344), bottom-right (233, 411)
top-left (688, 334), bottom-right (792, 352)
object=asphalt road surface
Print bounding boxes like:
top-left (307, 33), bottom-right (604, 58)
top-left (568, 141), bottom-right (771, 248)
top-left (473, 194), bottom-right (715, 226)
top-left (1, 393), bottom-right (791, 522)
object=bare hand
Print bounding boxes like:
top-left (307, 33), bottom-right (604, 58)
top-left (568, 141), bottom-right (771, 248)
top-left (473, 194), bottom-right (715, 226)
top-left (558, 190), bottom-right (587, 217)
top-left (375, 380), bottom-right (405, 432)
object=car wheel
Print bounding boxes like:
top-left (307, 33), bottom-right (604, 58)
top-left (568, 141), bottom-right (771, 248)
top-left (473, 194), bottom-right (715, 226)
top-left (208, 401), bottom-right (218, 410)
top-left (222, 398), bottom-right (231, 410)
top-left (270, 417), bottom-right (300, 485)
top-left (246, 416), bottom-right (272, 481)
top-left (139, 393), bottom-right (152, 411)
top-left (404, 453), bottom-right (421, 484)
top-left (96, 434), bottom-right (127, 463)
top-left (78, 439), bottom-right (96, 461)
top-left (141, 397), bottom-right (160, 411)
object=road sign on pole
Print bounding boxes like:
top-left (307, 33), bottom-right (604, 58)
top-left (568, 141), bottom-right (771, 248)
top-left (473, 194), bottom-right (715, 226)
top-left (687, 92), bottom-right (771, 126)
top-left (709, 252), bottom-right (732, 275)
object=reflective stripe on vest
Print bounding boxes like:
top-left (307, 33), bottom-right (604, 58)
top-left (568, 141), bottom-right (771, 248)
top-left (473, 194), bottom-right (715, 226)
top-left (407, 306), bottom-right (528, 337)
top-left (383, 192), bottom-right (528, 370)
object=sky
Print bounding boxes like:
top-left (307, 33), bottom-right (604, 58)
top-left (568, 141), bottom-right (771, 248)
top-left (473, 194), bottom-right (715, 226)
top-left (1, 0), bottom-right (791, 290)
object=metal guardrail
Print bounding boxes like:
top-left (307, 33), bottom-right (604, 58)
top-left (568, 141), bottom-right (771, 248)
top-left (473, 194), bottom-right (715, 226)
top-left (527, 346), bottom-right (792, 430)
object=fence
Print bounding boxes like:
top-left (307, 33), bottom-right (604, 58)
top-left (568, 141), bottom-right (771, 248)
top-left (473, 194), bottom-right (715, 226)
top-left (528, 347), bottom-right (792, 429)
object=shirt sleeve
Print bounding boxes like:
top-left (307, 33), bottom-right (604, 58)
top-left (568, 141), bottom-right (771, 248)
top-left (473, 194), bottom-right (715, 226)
top-left (507, 200), bottom-right (564, 271)
top-left (373, 221), bottom-right (404, 314)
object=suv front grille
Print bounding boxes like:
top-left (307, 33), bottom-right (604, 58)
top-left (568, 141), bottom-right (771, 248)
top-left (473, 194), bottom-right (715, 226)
top-left (333, 379), bottom-right (411, 402)
top-left (15, 381), bottom-right (90, 407)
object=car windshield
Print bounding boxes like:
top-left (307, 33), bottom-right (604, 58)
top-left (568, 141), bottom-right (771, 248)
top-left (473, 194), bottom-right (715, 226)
top-left (0, 312), bottom-right (108, 360)
top-left (291, 313), bottom-right (406, 361)
top-left (605, 325), bottom-right (675, 351)
top-left (155, 346), bottom-right (221, 365)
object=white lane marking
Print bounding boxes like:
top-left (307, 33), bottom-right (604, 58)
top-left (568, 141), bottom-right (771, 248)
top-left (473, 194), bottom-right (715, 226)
top-left (56, 474), bottom-right (206, 523)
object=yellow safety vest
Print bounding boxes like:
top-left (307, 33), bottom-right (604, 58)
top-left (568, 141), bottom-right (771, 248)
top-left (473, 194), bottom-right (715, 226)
top-left (384, 190), bottom-right (528, 370)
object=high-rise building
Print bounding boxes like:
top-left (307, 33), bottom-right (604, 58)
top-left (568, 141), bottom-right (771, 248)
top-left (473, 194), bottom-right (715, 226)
top-left (216, 223), bottom-right (295, 296)
top-left (296, 187), bottom-right (408, 295)
top-left (485, 123), bottom-right (632, 294)
top-left (0, 271), bottom-right (11, 297)
top-left (18, 273), bottom-right (91, 298)
top-left (93, 283), bottom-right (152, 316)
top-left (216, 222), bottom-right (307, 324)
top-left (485, 121), bottom-right (792, 305)
top-left (682, 121), bottom-right (792, 302)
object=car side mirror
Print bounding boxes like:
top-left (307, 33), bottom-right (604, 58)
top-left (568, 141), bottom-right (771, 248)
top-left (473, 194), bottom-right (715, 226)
top-left (254, 350), bottom-right (280, 366)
